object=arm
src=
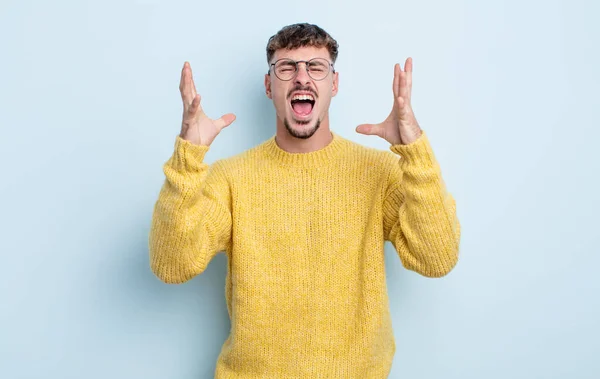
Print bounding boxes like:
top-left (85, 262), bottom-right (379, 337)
top-left (356, 58), bottom-right (460, 276)
top-left (149, 136), bottom-right (232, 284)
top-left (149, 61), bottom-right (236, 284)
top-left (383, 131), bottom-right (460, 277)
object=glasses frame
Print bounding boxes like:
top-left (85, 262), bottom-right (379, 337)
top-left (268, 58), bottom-right (335, 81)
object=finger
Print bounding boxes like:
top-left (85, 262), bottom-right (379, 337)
top-left (179, 62), bottom-right (187, 91)
top-left (187, 94), bottom-right (204, 116)
top-left (355, 123), bottom-right (383, 137)
top-left (186, 62), bottom-right (198, 102)
top-left (180, 62), bottom-right (194, 105)
top-left (213, 113), bottom-right (237, 130)
top-left (395, 96), bottom-right (408, 117)
top-left (393, 63), bottom-right (400, 99)
top-left (398, 68), bottom-right (409, 105)
top-left (188, 64), bottom-right (198, 99)
top-left (405, 57), bottom-right (413, 102)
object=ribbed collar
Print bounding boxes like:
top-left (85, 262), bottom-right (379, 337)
top-left (262, 131), bottom-right (347, 170)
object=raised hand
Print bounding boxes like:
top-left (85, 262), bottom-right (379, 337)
top-left (356, 57), bottom-right (422, 145)
top-left (179, 61), bottom-right (236, 146)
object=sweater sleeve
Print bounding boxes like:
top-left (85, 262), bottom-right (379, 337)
top-left (382, 131), bottom-right (461, 278)
top-left (148, 135), bottom-right (232, 284)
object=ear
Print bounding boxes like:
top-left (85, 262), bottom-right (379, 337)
top-left (331, 71), bottom-right (339, 97)
top-left (264, 74), bottom-right (272, 99)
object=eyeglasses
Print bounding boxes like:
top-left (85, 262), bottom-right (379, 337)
top-left (268, 58), bottom-right (335, 81)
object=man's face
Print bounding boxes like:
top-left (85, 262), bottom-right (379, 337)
top-left (265, 46), bottom-right (339, 139)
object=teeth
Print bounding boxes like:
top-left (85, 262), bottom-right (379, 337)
top-left (291, 94), bottom-right (314, 101)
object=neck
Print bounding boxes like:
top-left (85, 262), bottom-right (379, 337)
top-left (274, 114), bottom-right (333, 153)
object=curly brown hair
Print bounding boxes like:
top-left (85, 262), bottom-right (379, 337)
top-left (266, 23), bottom-right (339, 65)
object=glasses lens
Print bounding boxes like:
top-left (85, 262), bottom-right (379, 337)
top-left (307, 58), bottom-right (330, 80)
top-left (274, 60), bottom-right (297, 80)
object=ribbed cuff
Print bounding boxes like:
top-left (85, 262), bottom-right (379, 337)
top-left (170, 135), bottom-right (210, 172)
top-left (389, 130), bottom-right (437, 167)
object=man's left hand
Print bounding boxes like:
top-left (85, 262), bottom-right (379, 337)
top-left (356, 57), bottom-right (423, 145)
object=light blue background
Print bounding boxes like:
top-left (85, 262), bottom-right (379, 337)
top-left (1, 0), bottom-right (598, 378)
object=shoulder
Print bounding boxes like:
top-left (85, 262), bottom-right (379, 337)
top-left (209, 138), bottom-right (269, 177)
top-left (337, 133), bottom-right (400, 169)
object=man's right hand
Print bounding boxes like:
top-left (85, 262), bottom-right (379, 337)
top-left (179, 61), bottom-right (236, 146)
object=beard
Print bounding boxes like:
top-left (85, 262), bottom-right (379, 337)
top-left (283, 117), bottom-right (321, 139)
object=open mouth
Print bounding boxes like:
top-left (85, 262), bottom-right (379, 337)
top-left (290, 94), bottom-right (315, 118)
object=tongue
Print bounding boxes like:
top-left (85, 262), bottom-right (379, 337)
top-left (292, 102), bottom-right (312, 115)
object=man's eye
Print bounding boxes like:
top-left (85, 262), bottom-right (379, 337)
top-left (308, 63), bottom-right (326, 72)
top-left (278, 65), bottom-right (295, 72)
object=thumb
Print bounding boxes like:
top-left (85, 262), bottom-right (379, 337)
top-left (214, 113), bottom-right (237, 130)
top-left (356, 123), bottom-right (382, 136)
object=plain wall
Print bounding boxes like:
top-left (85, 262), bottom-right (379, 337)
top-left (1, 0), bottom-right (598, 378)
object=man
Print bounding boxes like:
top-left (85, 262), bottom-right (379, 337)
top-left (149, 23), bottom-right (460, 378)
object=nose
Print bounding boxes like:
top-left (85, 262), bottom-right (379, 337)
top-left (294, 62), bottom-right (311, 84)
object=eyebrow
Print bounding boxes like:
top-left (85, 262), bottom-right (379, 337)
top-left (275, 57), bottom-right (329, 62)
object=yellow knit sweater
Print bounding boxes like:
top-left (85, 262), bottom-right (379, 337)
top-left (149, 130), bottom-right (460, 378)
